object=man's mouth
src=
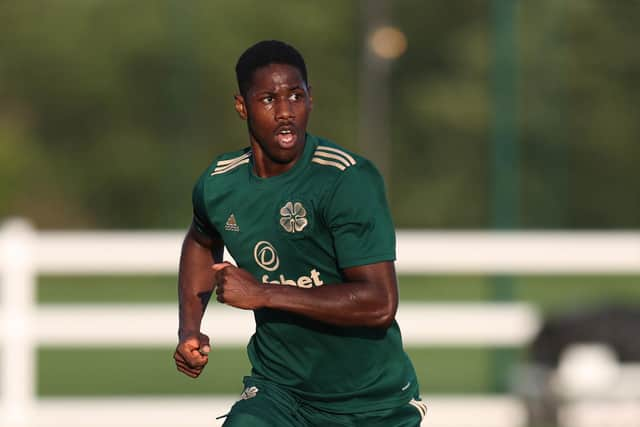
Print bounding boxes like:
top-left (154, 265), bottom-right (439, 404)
top-left (276, 127), bottom-right (297, 148)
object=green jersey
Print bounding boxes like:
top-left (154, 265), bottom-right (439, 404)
top-left (192, 134), bottom-right (418, 413)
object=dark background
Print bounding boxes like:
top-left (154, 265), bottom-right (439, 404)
top-left (1, 0), bottom-right (638, 230)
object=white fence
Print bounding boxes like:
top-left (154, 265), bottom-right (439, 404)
top-left (1, 218), bottom-right (640, 427)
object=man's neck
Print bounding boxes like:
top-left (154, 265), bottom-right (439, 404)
top-left (250, 140), bottom-right (306, 178)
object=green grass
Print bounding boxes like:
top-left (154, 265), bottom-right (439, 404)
top-left (35, 274), bottom-right (640, 396)
top-left (514, 275), bottom-right (640, 312)
top-left (38, 346), bottom-right (511, 396)
top-left (38, 275), bottom-right (179, 303)
top-left (398, 275), bottom-right (640, 313)
top-left (39, 274), bottom-right (640, 314)
top-left (38, 347), bottom-right (250, 396)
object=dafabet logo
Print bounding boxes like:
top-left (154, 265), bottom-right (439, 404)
top-left (253, 240), bottom-right (324, 288)
top-left (253, 241), bottom-right (279, 271)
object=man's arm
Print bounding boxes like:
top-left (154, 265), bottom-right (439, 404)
top-left (174, 222), bottom-right (224, 378)
top-left (213, 261), bottom-right (398, 329)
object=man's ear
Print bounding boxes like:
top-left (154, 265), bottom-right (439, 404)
top-left (234, 94), bottom-right (248, 120)
top-left (308, 85), bottom-right (313, 111)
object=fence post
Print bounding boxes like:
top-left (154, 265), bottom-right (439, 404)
top-left (0, 219), bottom-right (36, 426)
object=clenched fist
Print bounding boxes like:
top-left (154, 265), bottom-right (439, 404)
top-left (212, 263), bottom-right (266, 310)
top-left (174, 332), bottom-right (210, 378)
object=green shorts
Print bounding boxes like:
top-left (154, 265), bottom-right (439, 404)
top-left (221, 377), bottom-right (427, 427)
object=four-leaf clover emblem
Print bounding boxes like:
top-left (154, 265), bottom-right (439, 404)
top-left (280, 201), bottom-right (308, 233)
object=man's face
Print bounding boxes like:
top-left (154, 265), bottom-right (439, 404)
top-left (235, 63), bottom-right (312, 165)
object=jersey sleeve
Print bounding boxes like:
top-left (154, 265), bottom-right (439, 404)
top-left (191, 172), bottom-right (218, 237)
top-left (324, 160), bottom-right (396, 269)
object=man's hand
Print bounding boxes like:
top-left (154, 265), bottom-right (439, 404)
top-left (213, 263), bottom-right (265, 310)
top-left (174, 333), bottom-right (211, 378)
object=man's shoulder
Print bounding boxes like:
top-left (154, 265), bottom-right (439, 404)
top-left (197, 147), bottom-right (252, 182)
top-left (215, 147), bottom-right (252, 162)
top-left (308, 134), bottom-right (374, 176)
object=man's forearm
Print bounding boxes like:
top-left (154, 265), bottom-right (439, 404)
top-left (215, 261), bottom-right (399, 329)
top-left (177, 227), bottom-right (219, 338)
top-left (178, 290), bottom-right (211, 339)
top-left (260, 280), bottom-right (395, 328)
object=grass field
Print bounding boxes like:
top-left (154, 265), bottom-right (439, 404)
top-left (37, 274), bottom-right (640, 397)
top-left (38, 346), bottom-right (515, 396)
top-left (39, 274), bottom-right (640, 311)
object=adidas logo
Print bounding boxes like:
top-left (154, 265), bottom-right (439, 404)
top-left (224, 214), bottom-right (240, 232)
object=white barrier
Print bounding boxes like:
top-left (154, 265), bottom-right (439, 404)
top-left (30, 395), bottom-right (527, 427)
top-left (32, 228), bottom-right (640, 275)
top-left (2, 219), bottom-right (640, 427)
top-left (32, 302), bottom-right (539, 347)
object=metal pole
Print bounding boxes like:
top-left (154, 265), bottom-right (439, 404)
top-left (492, 0), bottom-right (520, 230)
top-left (490, 0), bottom-right (520, 393)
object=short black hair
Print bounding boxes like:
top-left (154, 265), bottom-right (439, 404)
top-left (235, 40), bottom-right (308, 97)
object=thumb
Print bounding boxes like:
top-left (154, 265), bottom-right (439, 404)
top-left (181, 335), bottom-right (201, 349)
top-left (199, 333), bottom-right (211, 355)
top-left (180, 336), bottom-right (205, 358)
top-left (212, 262), bottom-right (232, 271)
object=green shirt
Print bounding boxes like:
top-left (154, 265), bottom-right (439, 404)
top-left (192, 134), bottom-right (418, 413)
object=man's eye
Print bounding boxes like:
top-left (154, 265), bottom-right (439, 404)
top-left (262, 96), bottom-right (274, 104)
top-left (289, 93), bottom-right (302, 101)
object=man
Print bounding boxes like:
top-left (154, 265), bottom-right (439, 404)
top-left (174, 40), bottom-right (426, 426)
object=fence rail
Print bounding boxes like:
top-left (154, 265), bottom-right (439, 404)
top-left (2, 219), bottom-right (640, 427)
top-left (28, 302), bottom-right (539, 346)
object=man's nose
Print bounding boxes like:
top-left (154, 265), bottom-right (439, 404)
top-left (275, 98), bottom-right (294, 120)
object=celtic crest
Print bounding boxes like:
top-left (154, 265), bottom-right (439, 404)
top-left (279, 201), bottom-right (308, 233)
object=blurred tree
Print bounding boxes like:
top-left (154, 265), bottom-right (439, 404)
top-left (520, 0), bottom-right (640, 228)
top-left (560, 0), bottom-right (640, 228)
top-left (0, 0), bottom-right (359, 228)
top-left (391, 0), bottom-right (639, 229)
top-left (391, 0), bottom-right (492, 228)
top-left (0, 0), bottom-right (638, 229)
